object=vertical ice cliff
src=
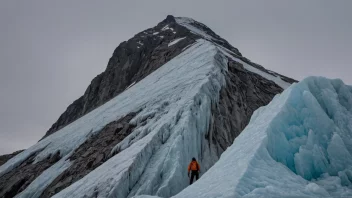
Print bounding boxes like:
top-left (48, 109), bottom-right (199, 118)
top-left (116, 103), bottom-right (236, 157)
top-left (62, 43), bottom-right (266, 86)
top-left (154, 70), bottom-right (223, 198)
top-left (173, 77), bottom-right (352, 198)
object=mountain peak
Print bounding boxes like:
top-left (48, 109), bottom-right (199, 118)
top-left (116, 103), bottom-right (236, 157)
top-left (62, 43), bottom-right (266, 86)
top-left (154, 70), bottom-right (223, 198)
top-left (44, 14), bottom-right (252, 137)
top-left (0, 16), bottom-right (297, 198)
top-left (165, 14), bottom-right (176, 22)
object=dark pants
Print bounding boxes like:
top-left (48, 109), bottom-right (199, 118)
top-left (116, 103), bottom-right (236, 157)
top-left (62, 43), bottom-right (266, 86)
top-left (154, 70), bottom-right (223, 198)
top-left (189, 170), bottom-right (199, 184)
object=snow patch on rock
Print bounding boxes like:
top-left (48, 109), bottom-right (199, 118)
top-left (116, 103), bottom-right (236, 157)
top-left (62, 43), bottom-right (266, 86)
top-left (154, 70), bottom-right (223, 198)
top-left (175, 17), bottom-right (218, 42)
top-left (168, 37), bottom-right (186, 47)
top-left (161, 25), bottom-right (174, 31)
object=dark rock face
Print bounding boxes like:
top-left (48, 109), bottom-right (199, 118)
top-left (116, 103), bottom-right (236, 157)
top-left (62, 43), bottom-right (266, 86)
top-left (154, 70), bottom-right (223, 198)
top-left (44, 16), bottom-right (200, 138)
top-left (40, 112), bottom-right (137, 198)
top-left (0, 150), bottom-right (23, 166)
top-left (0, 150), bottom-right (61, 198)
top-left (237, 56), bottom-right (297, 84)
top-left (178, 18), bottom-right (242, 57)
top-left (209, 59), bottom-right (283, 156)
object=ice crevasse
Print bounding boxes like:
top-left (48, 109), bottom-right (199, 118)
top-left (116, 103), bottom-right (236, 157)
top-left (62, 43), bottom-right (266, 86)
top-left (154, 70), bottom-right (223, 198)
top-left (138, 77), bottom-right (352, 198)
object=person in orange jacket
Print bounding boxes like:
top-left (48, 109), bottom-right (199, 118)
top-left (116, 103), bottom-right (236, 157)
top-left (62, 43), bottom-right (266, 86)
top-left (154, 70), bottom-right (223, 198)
top-left (188, 157), bottom-right (200, 184)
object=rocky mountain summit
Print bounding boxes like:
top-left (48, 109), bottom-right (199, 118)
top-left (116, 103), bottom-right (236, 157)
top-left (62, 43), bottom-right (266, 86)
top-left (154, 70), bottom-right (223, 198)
top-left (0, 15), bottom-right (296, 198)
top-left (45, 15), bottom-right (294, 138)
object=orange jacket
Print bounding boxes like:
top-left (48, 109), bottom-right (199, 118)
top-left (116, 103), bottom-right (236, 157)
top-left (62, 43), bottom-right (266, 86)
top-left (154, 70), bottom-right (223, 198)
top-left (188, 161), bottom-right (200, 172)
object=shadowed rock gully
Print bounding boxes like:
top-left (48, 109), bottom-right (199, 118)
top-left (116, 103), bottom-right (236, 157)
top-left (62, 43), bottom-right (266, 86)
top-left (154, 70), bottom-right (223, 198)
top-left (0, 149), bottom-right (61, 198)
top-left (208, 59), bottom-right (283, 155)
top-left (40, 112), bottom-right (138, 198)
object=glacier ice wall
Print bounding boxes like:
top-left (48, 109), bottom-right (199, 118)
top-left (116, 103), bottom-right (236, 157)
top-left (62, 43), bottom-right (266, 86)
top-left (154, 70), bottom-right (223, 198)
top-left (173, 77), bottom-right (352, 198)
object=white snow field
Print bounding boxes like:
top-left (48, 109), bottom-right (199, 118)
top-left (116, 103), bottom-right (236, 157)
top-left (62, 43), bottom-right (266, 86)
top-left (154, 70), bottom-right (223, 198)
top-left (153, 76), bottom-right (352, 198)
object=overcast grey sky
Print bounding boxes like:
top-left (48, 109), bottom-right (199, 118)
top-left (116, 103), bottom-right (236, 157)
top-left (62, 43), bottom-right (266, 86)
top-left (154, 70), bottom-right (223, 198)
top-left (0, 0), bottom-right (351, 155)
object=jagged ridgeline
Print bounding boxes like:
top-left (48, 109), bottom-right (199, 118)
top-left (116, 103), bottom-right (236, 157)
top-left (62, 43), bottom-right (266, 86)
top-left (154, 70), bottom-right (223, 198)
top-left (0, 15), bottom-right (295, 198)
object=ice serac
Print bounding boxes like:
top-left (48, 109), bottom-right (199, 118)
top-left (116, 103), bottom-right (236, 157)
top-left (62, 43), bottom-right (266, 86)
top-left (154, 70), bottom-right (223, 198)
top-left (174, 77), bottom-right (352, 198)
top-left (0, 15), bottom-right (295, 198)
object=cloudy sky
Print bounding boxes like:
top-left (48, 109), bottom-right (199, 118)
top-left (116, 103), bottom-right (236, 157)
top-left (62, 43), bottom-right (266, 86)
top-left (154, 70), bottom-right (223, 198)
top-left (0, 0), bottom-right (351, 155)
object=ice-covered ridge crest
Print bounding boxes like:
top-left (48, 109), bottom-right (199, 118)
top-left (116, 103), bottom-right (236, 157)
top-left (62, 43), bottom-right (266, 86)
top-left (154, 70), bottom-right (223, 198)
top-left (52, 39), bottom-right (228, 198)
top-left (175, 16), bottom-right (291, 90)
top-left (0, 39), bottom-right (219, 174)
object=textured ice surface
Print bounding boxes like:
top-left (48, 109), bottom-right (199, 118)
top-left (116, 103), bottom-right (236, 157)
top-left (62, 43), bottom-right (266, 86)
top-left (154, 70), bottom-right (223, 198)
top-left (172, 77), bottom-right (352, 198)
top-left (0, 39), bottom-right (225, 197)
top-left (0, 31), bottom-right (292, 197)
top-left (49, 39), bottom-right (227, 198)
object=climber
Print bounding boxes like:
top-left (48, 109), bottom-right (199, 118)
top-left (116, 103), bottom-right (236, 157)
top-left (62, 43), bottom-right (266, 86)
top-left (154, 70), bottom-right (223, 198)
top-left (188, 157), bottom-right (200, 185)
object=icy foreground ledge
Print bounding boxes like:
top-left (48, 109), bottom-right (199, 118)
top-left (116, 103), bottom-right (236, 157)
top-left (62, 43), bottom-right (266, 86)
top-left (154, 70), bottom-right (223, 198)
top-left (160, 77), bottom-right (352, 198)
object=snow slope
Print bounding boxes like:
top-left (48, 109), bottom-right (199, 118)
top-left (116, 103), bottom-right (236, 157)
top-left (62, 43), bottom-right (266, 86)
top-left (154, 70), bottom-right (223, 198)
top-left (51, 39), bottom-right (226, 198)
top-left (170, 77), bottom-right (352, 198)
top-left (0, 39), bottom-right (229, 197)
